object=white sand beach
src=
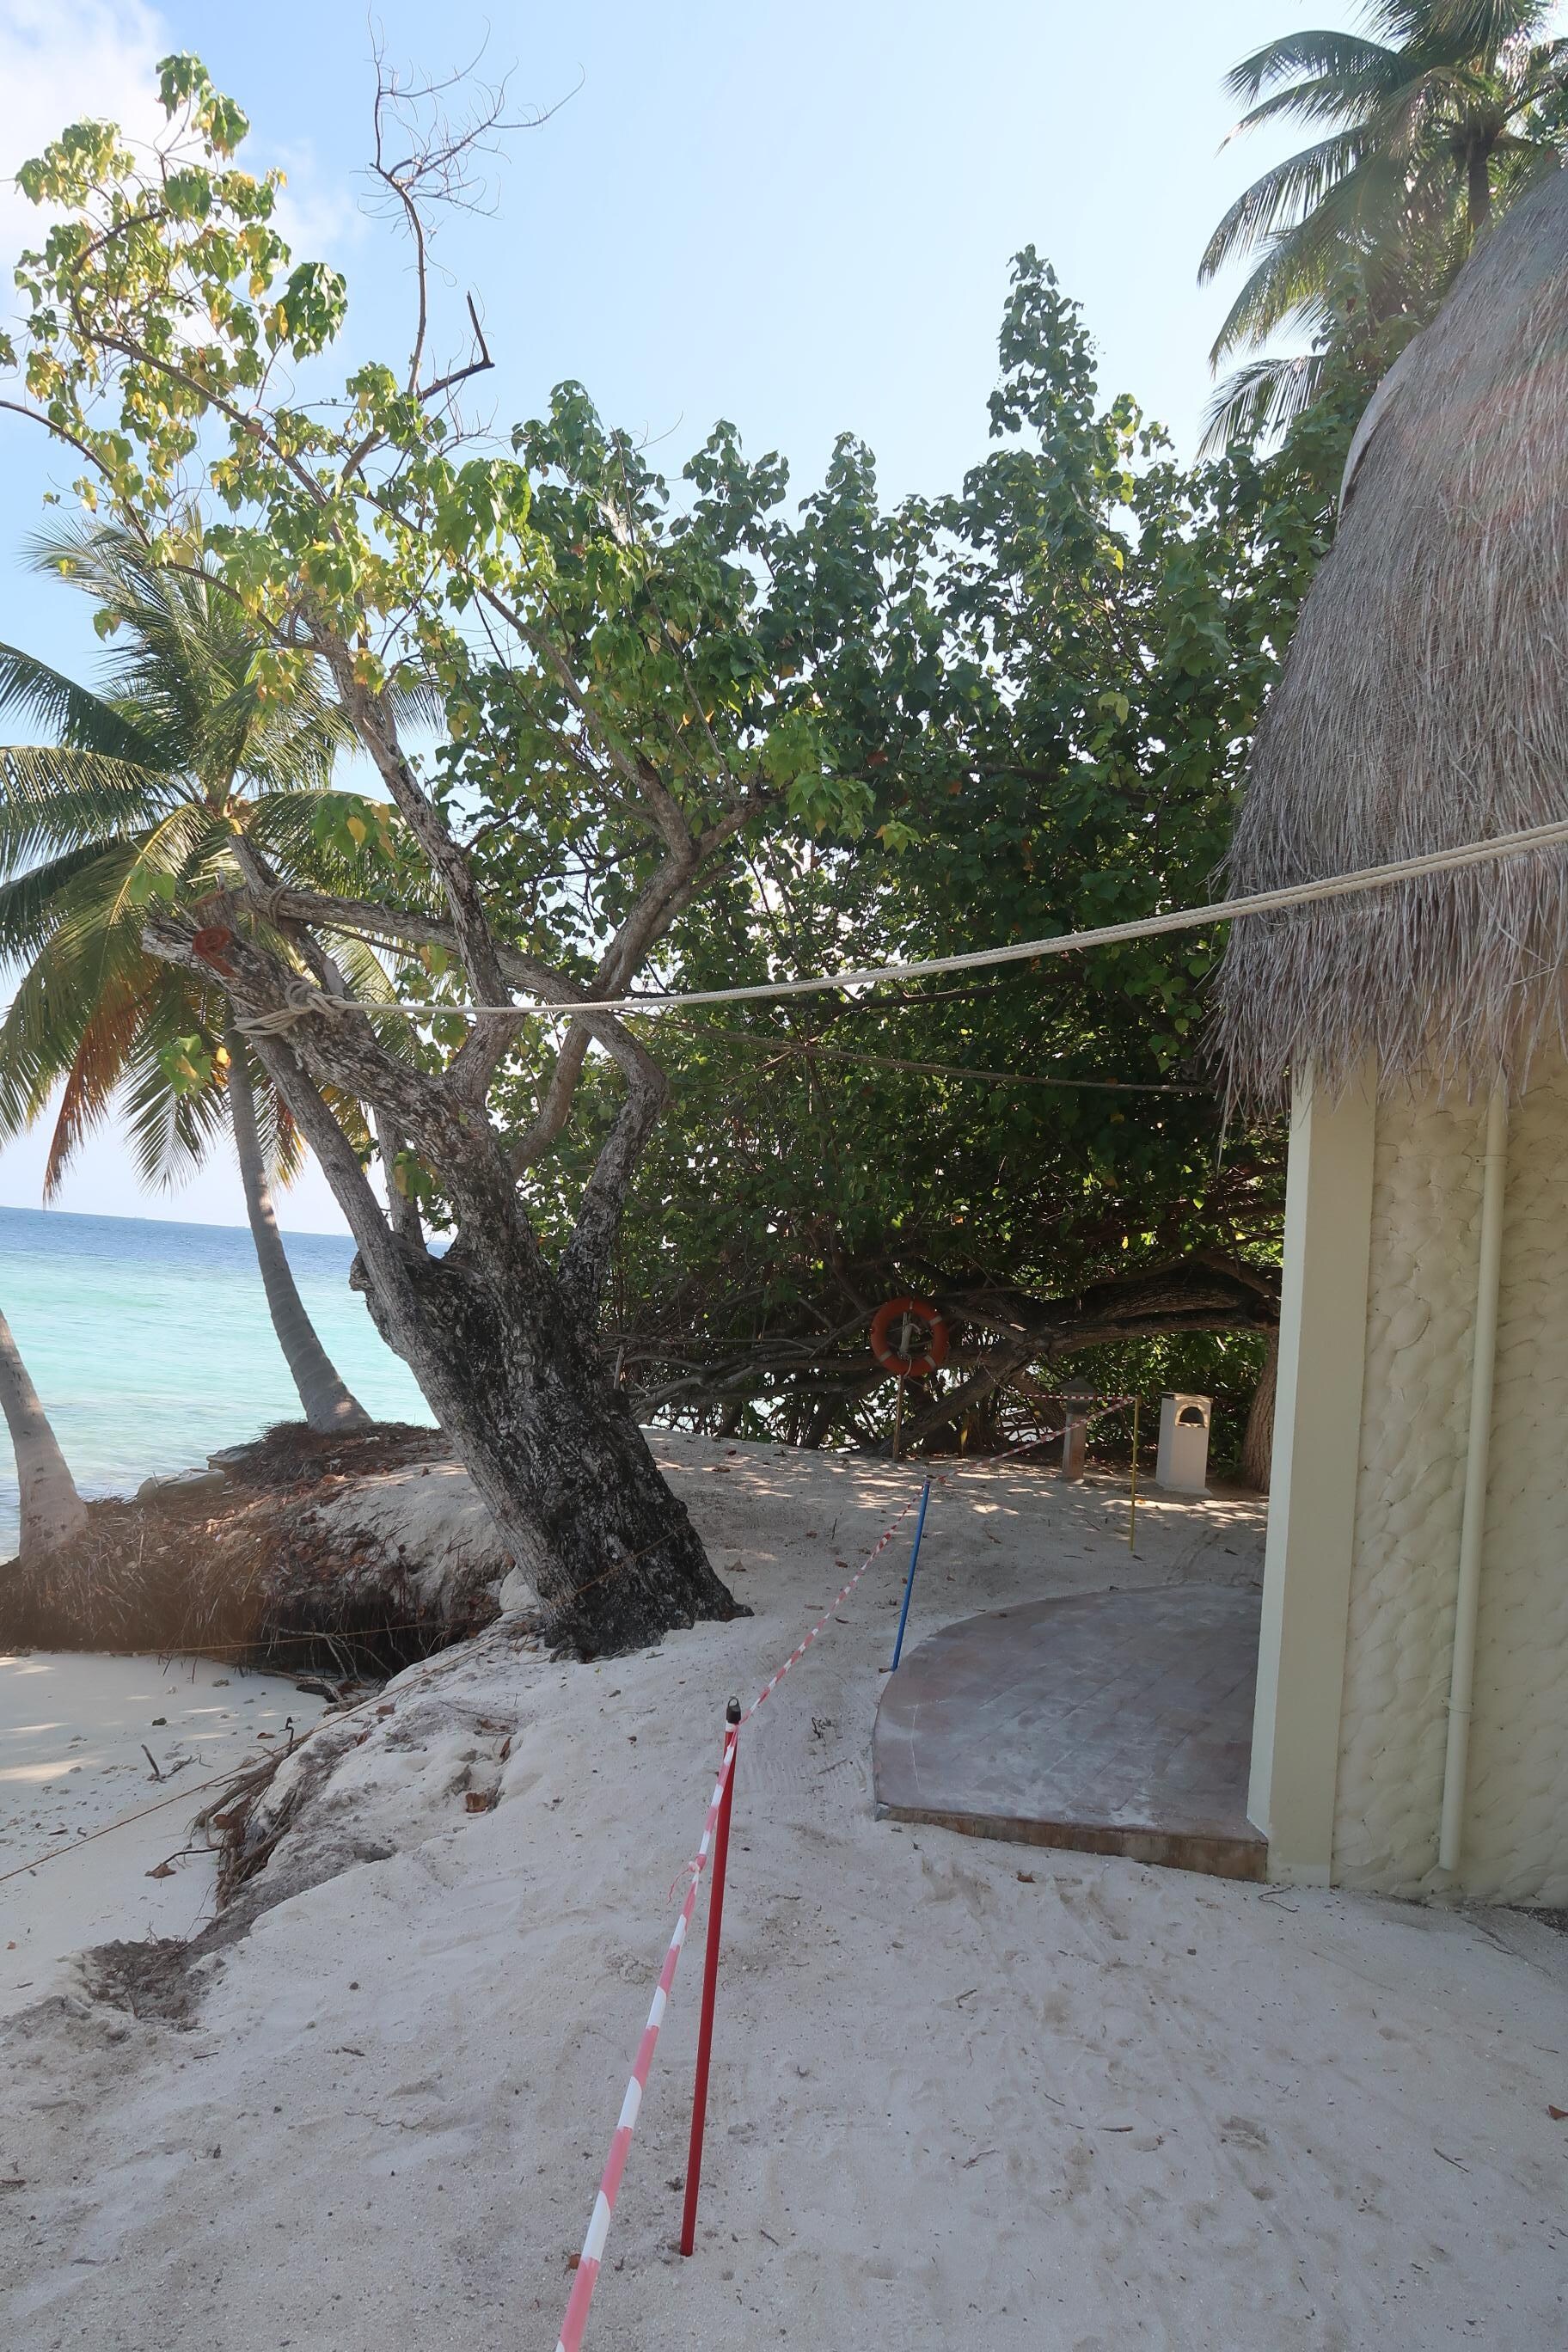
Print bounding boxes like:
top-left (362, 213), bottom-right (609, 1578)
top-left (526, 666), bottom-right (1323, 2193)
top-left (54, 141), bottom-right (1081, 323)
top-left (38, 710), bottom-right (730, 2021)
top-left (1, 1653), bottom-right (328, 2020)
top-left (3, 1435), bottom-right (1565, 2350)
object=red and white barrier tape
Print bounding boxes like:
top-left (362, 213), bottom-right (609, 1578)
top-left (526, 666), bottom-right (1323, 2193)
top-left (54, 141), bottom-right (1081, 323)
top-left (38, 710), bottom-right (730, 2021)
top-left (741, 1493), bottom-right (921, 1724)
top-left (553, 1484), bottom-right (920, 2352)
top-left (553, 1398), bottom-right (1137, 2349)
top-left (555, 1732), bottom-right (738, 2352)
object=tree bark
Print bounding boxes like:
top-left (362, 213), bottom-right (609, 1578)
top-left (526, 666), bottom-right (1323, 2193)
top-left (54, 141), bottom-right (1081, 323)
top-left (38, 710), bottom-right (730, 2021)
top-left (1238, 1325), bottom-right (1278, 1493)
top-left (225, 1030), bottom-right (371, 1434)
top-left (886, 1253), bottom-right (1281, 1455)
top-left (150, 891), bottom-right (742, 1658)
top-left (349, 1219), bottom-right (740, 1656)
top-left (0, 1302), bottom-right (87, 1562)
top-left (1467, 141), bottom-right (1492, 247)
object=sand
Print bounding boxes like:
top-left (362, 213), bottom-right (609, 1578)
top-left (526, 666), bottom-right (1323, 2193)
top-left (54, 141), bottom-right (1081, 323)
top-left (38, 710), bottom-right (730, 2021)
top-left (1, 1651), bottom-right (327, 2021)
top-left (3, 1433), bottom-right (1565, 2350)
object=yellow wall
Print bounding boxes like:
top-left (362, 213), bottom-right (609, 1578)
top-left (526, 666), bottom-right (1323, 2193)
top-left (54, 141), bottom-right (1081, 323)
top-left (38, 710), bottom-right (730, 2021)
top-left (1333, 1087), bottom-right (1485, 1892)
top-left (1254, 1056), bottom-right (1568, 1903)
top-left (1442, 1071), bottom-right (1568, 1902)
top-left (1248, 1065), bottom-right (1375, 1883)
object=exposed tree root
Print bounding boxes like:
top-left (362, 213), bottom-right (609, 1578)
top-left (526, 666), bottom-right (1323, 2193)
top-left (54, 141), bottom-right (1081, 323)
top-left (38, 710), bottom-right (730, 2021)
top-left (0, 1420), bottom-right (505, 1670)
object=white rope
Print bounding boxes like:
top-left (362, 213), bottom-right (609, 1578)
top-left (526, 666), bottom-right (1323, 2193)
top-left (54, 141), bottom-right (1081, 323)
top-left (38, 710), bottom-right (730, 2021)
top-left (235, 815), bottom-right (1568, 1032)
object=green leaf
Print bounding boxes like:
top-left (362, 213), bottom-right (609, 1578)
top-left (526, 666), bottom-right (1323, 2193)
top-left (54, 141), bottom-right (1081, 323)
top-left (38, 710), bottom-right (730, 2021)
top-left (158, 1032), bottom-right (215, 1096)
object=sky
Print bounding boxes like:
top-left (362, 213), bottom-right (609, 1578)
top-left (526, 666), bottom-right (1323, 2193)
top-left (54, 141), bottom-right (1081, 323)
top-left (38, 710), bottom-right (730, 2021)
top-left (0, 0), bottom-right (1369, 1232)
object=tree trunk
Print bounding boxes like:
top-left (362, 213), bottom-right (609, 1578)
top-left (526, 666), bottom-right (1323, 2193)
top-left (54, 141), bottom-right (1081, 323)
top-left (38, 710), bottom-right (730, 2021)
top-left (162, 932), bottom-right (738, 1659)
top-left (351, 1217), bottom-right (740, 1657)
top-left (0, 1302), bottom-right (87, 1562)
top-left (1467, 142), bottom-right (1492, 247)
top-left (1239, 1326), bottom-right (1279, 1493)
top-left (899, 1253), bottom-right (1280, 1455)
top-left (226, 1030), bottom-right (371, 1433)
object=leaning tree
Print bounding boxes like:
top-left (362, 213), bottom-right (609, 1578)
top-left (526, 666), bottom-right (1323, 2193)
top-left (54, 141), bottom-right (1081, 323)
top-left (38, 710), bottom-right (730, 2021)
top-left (0, 57), bottom-right (873, 1651)
top-left (0, 1302), bottom-right (86, 1565)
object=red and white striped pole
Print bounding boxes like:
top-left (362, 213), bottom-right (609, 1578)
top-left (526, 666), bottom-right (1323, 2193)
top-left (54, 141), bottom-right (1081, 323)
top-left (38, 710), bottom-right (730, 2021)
top-left (554, 1732), bottom-right (738, 2352)
top-left (551, 1491), bottom-right (921, 2351)
top-left (680, 1695), bottom-right (742, 2257)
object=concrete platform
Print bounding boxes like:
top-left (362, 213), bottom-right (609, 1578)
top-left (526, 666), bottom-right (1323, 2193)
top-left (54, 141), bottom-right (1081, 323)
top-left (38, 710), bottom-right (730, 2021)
top-left (873, 1583), bottom-right (1266, 1881)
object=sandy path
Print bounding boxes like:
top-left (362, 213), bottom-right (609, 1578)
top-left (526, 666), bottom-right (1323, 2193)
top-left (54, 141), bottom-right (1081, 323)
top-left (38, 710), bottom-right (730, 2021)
top-left (1, 1653), bottom-right (327, 2021)
top-left (3, 1435), bottom-right (1565, 2350)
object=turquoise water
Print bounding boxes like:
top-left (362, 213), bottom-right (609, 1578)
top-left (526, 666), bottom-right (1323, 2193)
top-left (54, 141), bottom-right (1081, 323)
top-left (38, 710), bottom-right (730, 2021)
top-left (0, 1205), bottom-right (432, 1557)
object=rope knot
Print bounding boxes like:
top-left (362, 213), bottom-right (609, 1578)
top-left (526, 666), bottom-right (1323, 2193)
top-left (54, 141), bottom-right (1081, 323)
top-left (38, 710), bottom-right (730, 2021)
top-left (236, 977), bottom-right (343, 1038)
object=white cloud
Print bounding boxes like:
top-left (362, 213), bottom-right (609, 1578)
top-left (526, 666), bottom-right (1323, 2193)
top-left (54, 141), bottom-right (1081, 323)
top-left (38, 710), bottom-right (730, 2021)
top-left (0, 3), bottom-right (360, 285)
top-left (269, 141), bottom-right (369, 266)
top-left (0, 0), bottom-right (169, 267)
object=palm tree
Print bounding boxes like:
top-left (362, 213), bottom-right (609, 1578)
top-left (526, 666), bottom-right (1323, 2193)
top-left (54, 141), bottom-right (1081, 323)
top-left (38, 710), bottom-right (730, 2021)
top-left (1199, 3), bottom-right (1568, 446)
top-left (0, 524), bottom-right (376, 1432)
top-left (0, 1300), bottom-right (86, 1560)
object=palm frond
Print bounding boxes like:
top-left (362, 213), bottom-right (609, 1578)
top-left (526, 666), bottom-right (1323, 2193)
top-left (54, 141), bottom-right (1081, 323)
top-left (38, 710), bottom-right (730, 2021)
top-left (1199, 353), bottom-right (1330, 455)
top-left (322, 932), bottom-right (396, 1005)
top-left (0, 748), bottom-right (178, 870)
top-left (26, 522), bottom-right (355, 797)
top-left (243, 787), bottom-right (435, 905)
top-left (0, 518), bottom-right (373, 1208)
top-left (1208, 153), bottom-right (1416, 362)
top-left (259, 1080), bottom-right (308, 1191)
top-left (42, 976), bottom-right (148, 1196)
top-left (1203, 0), bottom-right (1568, 420)
top-left (1372, 3), bottom-right (1558, 55)
top-left (1200, 130), bottom-right (1367, 282)
top-left (119, 999), bottom-right (234, 1193)
top-left (1228, 70), bottom-right (1406, 143)
top-left (0, 642), bottom-right (162, 766)
top-left (1223, 32), bottom-right (1399, 110)
top-left (0, 843), bottom-right (116, 960)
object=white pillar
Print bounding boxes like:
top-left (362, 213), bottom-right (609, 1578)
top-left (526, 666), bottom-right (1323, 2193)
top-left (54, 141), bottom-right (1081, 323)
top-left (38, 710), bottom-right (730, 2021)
top-left (1247, 1063), bottom-right (1376, 1883)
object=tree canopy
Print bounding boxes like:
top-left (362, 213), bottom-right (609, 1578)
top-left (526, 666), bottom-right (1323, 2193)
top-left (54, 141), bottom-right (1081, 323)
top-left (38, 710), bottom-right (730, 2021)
top-left (499, 256), bottom-right (1341, 1458)
top-left (0, 49), bottom-right (1359, 1553)
top-left (0, 51), bottom-right (889, 1641)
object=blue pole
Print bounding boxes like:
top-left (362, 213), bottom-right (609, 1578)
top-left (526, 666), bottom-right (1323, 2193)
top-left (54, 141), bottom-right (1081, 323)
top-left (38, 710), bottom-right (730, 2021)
top-left (890, 1479), bottom-right (933, 1671)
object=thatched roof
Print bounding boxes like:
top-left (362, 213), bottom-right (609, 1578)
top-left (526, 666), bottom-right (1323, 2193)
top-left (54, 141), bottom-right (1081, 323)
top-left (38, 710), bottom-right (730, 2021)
top-left (1212, 167), bottom-right (1568, 1106)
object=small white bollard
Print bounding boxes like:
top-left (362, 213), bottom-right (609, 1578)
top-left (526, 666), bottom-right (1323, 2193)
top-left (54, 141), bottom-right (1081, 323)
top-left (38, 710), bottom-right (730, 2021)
top-left (1155, 1393), bottom-right (1211, 1494)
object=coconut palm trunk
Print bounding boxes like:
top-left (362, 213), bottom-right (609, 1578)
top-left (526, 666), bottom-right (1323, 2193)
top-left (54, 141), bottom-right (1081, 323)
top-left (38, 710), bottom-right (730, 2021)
top-left (225, 1029), bottom-right (371, 1433)
top-left (0, 1301), bottom-right (86, 1561)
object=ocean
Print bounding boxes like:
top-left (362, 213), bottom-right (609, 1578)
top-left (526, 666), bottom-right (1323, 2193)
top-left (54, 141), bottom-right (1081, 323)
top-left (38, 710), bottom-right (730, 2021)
top-left (0, 1204), bottom-right (432, 1557)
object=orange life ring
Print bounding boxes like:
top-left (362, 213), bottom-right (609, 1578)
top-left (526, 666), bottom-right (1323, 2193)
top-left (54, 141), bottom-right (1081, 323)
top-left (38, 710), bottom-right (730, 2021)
top-left (869, 1296), bottom-right (950, 1380)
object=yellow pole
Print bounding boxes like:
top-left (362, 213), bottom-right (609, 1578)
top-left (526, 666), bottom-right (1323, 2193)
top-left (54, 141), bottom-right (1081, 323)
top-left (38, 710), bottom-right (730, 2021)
top-left (1128, 1394), bottom-right (1140, 1555)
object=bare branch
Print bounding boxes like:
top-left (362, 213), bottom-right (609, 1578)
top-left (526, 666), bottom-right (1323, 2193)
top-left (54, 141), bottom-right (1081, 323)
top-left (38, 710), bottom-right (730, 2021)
top-left (364, 27), bottom-right (573, 397)
top-left (417, 292), bottom-right (493, 406)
